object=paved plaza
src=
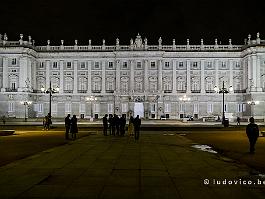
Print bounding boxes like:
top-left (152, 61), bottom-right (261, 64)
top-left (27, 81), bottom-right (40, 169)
top-left (0, 131), bottom-right (265, 199)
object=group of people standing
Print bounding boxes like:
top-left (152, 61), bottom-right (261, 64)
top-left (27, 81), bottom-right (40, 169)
top-left (64, 114), bottom-right (78, 140)
top-left (103, 114), bottom-right (141, 140)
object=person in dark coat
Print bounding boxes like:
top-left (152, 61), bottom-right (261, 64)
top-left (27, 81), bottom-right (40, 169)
top-left (64, 114), bottom-right (71, 139)
top-left (237, 116), bottom-right (241, 125)
top-left (114, 114), bottom-right (120, 136)
top-left (246, 117), bottom-right (259, 154)
top-left (70, 115), bottom-right (78, 140)
top-left (108, 115), bottom-right (114, 135)
top-left (103, 114), bottom-right (108, 136)
top-left (133, 115), bottom-right (141, 141)
top-left (120, 115), bottom-right (126, 136)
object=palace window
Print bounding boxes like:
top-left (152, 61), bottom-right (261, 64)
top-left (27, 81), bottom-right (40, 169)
top-left (179, 62), bottom-right (183, 67)
top-left (95, 62), bottom-right (100, 68)
top-left (80, 62), bottom-right (86, 68)
top-left (108, 62), bottom-right (113, 68)
top-left (67, 62), bottom-right (72, 68)
top-left (165, 62), bottom-right (170, 68)
top-left (221, 61), bottom-right (226, 67)
top-left (122, 62), bottom-right (128, 69)
top-left (193, 62), bottom-right (198, 67)
top-left (122, 103), bottom-right (128, 113)
top-left (207, 103), bottom-right (213, 113)
top-left (53, 62), bottom-right (58, 69)
top-left (235, 62), bottom-right (240, 68)
top-left (8, 102), bottom-right (15, 112)
top-left (108, 104), bottom-right (113, 113)
top-left (11, 58), bottom-right (17, 65)
top-left (40, 62), bottom-right (44, 68)
top-left (164, 104), bottom-right (171, 112)
top-left (151, 61), bottom-right (156, 68)
top-left (65, 103), bottom-right (72, 113)
top-left (194, 104), bottom-right (199, 113)
top-left (137, 62), bottom-right (142, 68)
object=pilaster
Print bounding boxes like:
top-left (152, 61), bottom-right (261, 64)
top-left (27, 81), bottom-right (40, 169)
top-left (59, 60), bottom-right (64, 94)
top-left (172, 60), bottom-right (177, 93)
top-left (1, 57), bottom-right (8, 91)
top-left (130, 60), bottom-right (134, 91)
top-left (229, 59), bottom-right (234, 93)
top-left (158, 60), bottom-right (163, 92)
top-left (200, 59), bottom-right (205, 93)
top-left (45, 60), bottom-right (50, 89)
top-left (73, 60), bottom-right (78, 94)
top-left (87, 61), bottom-right (92, 94)
top-left (186, 60), bottom-right (191, 94)
top-left (102, 60), bottom-right (106, 94)
top-left (144, 60), bottom-right (149, 92)
top-left (18, 57), bottom-right (28, 91)
top-left (116, 60), bottom-right (120, 92)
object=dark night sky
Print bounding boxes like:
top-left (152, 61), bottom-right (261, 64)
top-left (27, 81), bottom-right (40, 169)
top-left (1, 0), bottom-right (265, 45)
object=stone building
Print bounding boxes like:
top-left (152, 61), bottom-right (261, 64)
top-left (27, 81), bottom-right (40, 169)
top-left (0, 33), bottom-right (265, 120)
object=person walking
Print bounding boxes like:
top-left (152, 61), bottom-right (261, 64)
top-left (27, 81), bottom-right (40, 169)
top-left (128, 116), bottom-right (134, 137)
top-left (237, 116), bottom-right (241, 125)
top-left (64, 114), bottom-right (71, 139)
top-left (120, 115), bottom-right (126, 136)
top-left (103, 114), bottom-right (108, 136)
top-left (246, 117), bottom-right (259, 154)
top-left (70, 115), bottom-right (78, 140)
top-left (133, 115), bottom-right (141, 141)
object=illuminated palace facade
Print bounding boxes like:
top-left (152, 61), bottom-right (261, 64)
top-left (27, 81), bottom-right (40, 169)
top-left (0, 33), bottom-right (265, 120)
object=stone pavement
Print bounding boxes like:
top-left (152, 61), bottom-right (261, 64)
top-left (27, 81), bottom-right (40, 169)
top-left (0, 133), bottom-right (265, 199)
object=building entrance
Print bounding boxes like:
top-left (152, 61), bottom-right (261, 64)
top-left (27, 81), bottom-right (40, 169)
top-left (134, 103), bottom-right (144, 118)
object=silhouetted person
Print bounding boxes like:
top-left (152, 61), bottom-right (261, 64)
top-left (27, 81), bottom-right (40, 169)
top-left (47, 112), bottom-right (52, 130)
top-left (65, 114), bottom-right (71, 139)
top-left (120, 115), bottom-right (126, 136)
top-left (114, 114), bottom-right (120, 136)
top-left (128, 116), bottom-right (134, 137)
top-left (70, 115), bottom-right (78, 140)
top-left (103, 114), bottom-right (108, 136)
top-left (2, 115), bottom-right (6, 125)
top-left (108, 115), bottom-right (114, 135)
top-left (237, 116), bottom-right (241, 125)
top-left (246, 117), bottom-right (259, 154)
top-left (133, 115), bottom-right (141, 141)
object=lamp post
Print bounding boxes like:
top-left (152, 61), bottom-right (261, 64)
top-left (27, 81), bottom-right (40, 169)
top-left (214, 81), bottom-right (233, 125)
top-left (247, 99), bottom-right (259, 117)
top-left (41, 81), bottom-right (59, 121)
top-left (20, 100), bottom-right (32, 122)
top-left (179, 95), bottom-right (190, 118)
top-left (86, 96), bottom-right (97, 121)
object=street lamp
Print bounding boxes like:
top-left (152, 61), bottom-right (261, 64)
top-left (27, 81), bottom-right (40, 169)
top-left (20, 100), bottom-right (32, 122)
top-left (179, 95), bottom-right (190, 118)
top-left (214, 81), bottom-right (233, 125)
top-left (41, 81), bottom-right (59, 121)
top-left (247, 99), bottom-right (259, 117)
top-left (86, 96), bottom-right (97, 121)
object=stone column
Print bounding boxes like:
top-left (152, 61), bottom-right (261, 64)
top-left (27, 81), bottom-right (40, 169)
top-left (242, 59), bottom-right (246, 90)
top-left (45, 60), bottom-right (50, 89)
top-left (200, 59), bottom-right (205, 94)
top-left (59, 60), bottom-right (64, 94)
top-left (214, 59), bottom-right (219, 86)
top-left (144, 60), bottom-right (149, 92)
top-left (172, 60), bottom-right (177, 93)
top-left (116, 60), bottom-right (120, 92)
top-left (158, 60), bottom-right (163, 92)
top-left (256, 56), bottom-right (262, 91)
top-left (1, 57), bottom-right (8, 91)
top-left (73, 60), bottom-right (78, 94)
top-left (87, 61), bottom-right (92, 94)
top-left (247, 56), bottom-right (252, 91)
top-left (229, 59), bottom-right (233, 93)
top-left (186, 60), bottom-right (191, 94)
top-left (130, 60), bottom-right (134, 91)
top-left (251, 55), bottom-right (257, 91)
top-left (102, 61), bottom-right (106, 94)
top-left (32, 61), bottom-right (37, 90)
top-left (18, 57), bottom-right (28, 91)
